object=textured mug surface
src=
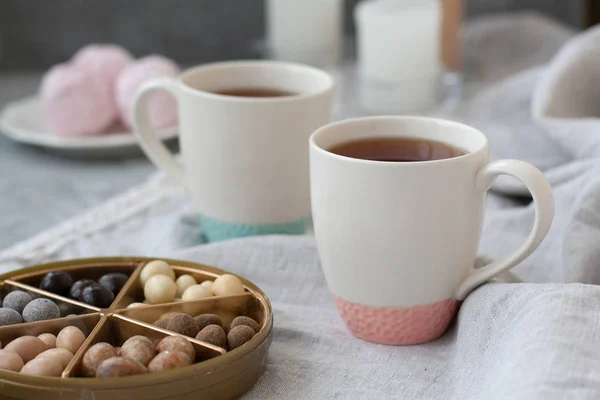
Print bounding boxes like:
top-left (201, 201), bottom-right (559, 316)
top-left (310, 116), bottom-right (554, 345)
top-left (133, 61), bottom-right (334, 241)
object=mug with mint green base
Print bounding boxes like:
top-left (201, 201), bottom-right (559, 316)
top-left (132, 61), bottom-right (334, 242)
top-left (199, 214), bottom-right (310, 242)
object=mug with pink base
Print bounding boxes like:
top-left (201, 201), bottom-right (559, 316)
top-left (309, 116), bottom-right (554, 345)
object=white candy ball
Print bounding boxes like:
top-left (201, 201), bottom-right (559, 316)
top-left (211, 274), bottom-right (245, 297)
top-left (200, 280), bottom-right (213, 290)
top-left (140, 260), bottom-right (175, 286)
top-left (127, 302), bottom-right (147, 309)
top-left (144, 275), bottom-right (177, 304)
top-left (181, 285), bottom-right (213, 301)
top-left (175, 275), bottom-right (197, 298)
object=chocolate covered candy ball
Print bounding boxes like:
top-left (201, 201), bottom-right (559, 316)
top-left (196, 325), bottom-right (226, 349)
top-left (230, 316), bottom-right (260, 333)
top-left (144, 275), bottom-right (176, 304)
top-left (193, 314), bottom-right (223, 331)
top-left (21, 358), bottom-right (63, 377)
top-left (81, 284), bottom-right (114, 308)
top-left (211, 274), bottom-right (245, 297)
top-left (22, 298), bottom-right (60, 323)
top-left (39, 271), bottom-right (73, 296)
top-left (153, 317), bottom-right (170, 329)
top-left (57, 301), bottom-right (76, 317)
top-left (69, 279), bottom-right (95, 300)
top-left (0, 307), bottom-right (23, 326)
top-left (36, 348), bottom-right (74, 369)
top-left (56, 326), bottom-right (86, 354)
top-left (226, 325), bottom-right (255, 350)
top-left (165, 313), bottom-right (199, 338)
top-left (98, 272), bottom-right (129, 296)
top-left (148, 350), bottom-right (191, 373)
top-left (120, 335), bottom-right (155, 366)
top-left (156, 336), bottom-right (195, 361)
top-left (95, 356), bottom-right (148, 378)
top-left (82, 342), bottom-right (118, 377)
top-left (140, 260), bottom-right (175, 286)
top-left (0, 349), bottom-right (24, 372)
top-left (5, 336), bottom-right (47, 362)
top-left (2, 290), bottom-right (33, 314)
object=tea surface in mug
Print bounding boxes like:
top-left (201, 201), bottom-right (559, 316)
top-left (213, 88), bottom-right (297, 98)
top-left (328, 137), bottom-right (465, 162)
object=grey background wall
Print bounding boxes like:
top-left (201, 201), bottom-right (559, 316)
top-left (0, 0), bottom-right (585, 71)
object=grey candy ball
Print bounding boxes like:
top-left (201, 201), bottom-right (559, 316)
top-left (22, 298), bottom-right (60, 323)
top-left (2, 291), bottom-right (33, 314)
top-left (0, 308), bottom-right (23, 326)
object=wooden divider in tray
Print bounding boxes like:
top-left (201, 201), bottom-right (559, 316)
top-left (0, 258), bottom-right (272, 381)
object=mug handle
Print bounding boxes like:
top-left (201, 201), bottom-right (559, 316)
top-left (455, 160), bottom-right (554, 300)
top-left (132, 77), bottom-right (185, 184)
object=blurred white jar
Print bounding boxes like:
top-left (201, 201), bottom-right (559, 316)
top-left (355, 0), bottom-right (442, 114)
top-left (266, 0), bottom-right (344, 69)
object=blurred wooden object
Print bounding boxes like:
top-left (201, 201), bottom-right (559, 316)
top-left (585, 0), bottom-right (600, 27)
top-left (441, 0), bottom-right (463, 71)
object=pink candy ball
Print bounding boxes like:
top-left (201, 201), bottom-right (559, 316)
top-left (40, 63), bottom-right (116, 136)
top-left (73, 44), bottom-right (133, 96)
top-left (116, 55), bottom-right (179, 129)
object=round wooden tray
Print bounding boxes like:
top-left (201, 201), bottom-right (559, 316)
top-left (0, 257), bottom-right (273, 400)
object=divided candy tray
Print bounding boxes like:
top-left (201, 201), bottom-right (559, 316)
top-left (0, 257), bottom-right (273, 400)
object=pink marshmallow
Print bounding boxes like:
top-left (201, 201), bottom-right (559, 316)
top-left (73, 44), bottom-right (133, 93)
top-left (116, 55), bottom-right (180, 129)
top-left (40, 63), bottom-right (116, 136)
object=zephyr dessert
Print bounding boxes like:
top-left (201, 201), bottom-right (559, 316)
top-left (0, 257), bottom-right (272, 400)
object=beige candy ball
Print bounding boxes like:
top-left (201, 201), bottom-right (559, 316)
top-left (95, 356), bottom-right (147, 378)
top-left (0, 349), bottom-right (24, 372)
top-left (5, 336), bottom-right (47, 363)
top-left (175, 274), bottom-right (197, 298)
top-left (211, 274), bottom-right (245, 297)
top-left (181, 284), bottom-right (213, 301)
top-left (144, 275), bottom-right (177, 304)
top-left (156, 336), bottom-right (195, 361)
top-left (120, 335), bottom-right (156, 366)
top-left (81, 342), bottom-right (118, 377)
top-left (56, 326), bottom-right (86, 354)
top-left (36, 348), bottom-right (74, 369)
top-left (148, 350), bottom-right (192, 373)
top-left (21, 358), bottom-right (63, 377)
top-left (140, 260), bottom-right (175, 286)
top-left (37, 333), bottom-right (57, 349)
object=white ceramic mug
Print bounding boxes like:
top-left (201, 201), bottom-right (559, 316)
top-left (133, 61), bottom-right (334, 242)
top-left (310, 116), bottom-right (554, 345)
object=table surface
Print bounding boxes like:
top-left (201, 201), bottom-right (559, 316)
top-left (0, 73), bottom-right (157, 250)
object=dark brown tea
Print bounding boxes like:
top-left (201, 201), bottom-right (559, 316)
top-left (328, 137), bottom-right (466, 162)
top-left (214, 88), bottom-right (297, 98)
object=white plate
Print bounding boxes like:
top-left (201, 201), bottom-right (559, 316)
top-left (0, 97), bottom-right (178, 158)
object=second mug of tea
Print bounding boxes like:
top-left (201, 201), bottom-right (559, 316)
top-left (133, 61), bottom-right (334, 242)
top-left (310, 116), bottom-right (554, 345)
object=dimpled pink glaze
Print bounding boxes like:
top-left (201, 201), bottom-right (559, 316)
top-left (334, 296), bottom-right (459, 345)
